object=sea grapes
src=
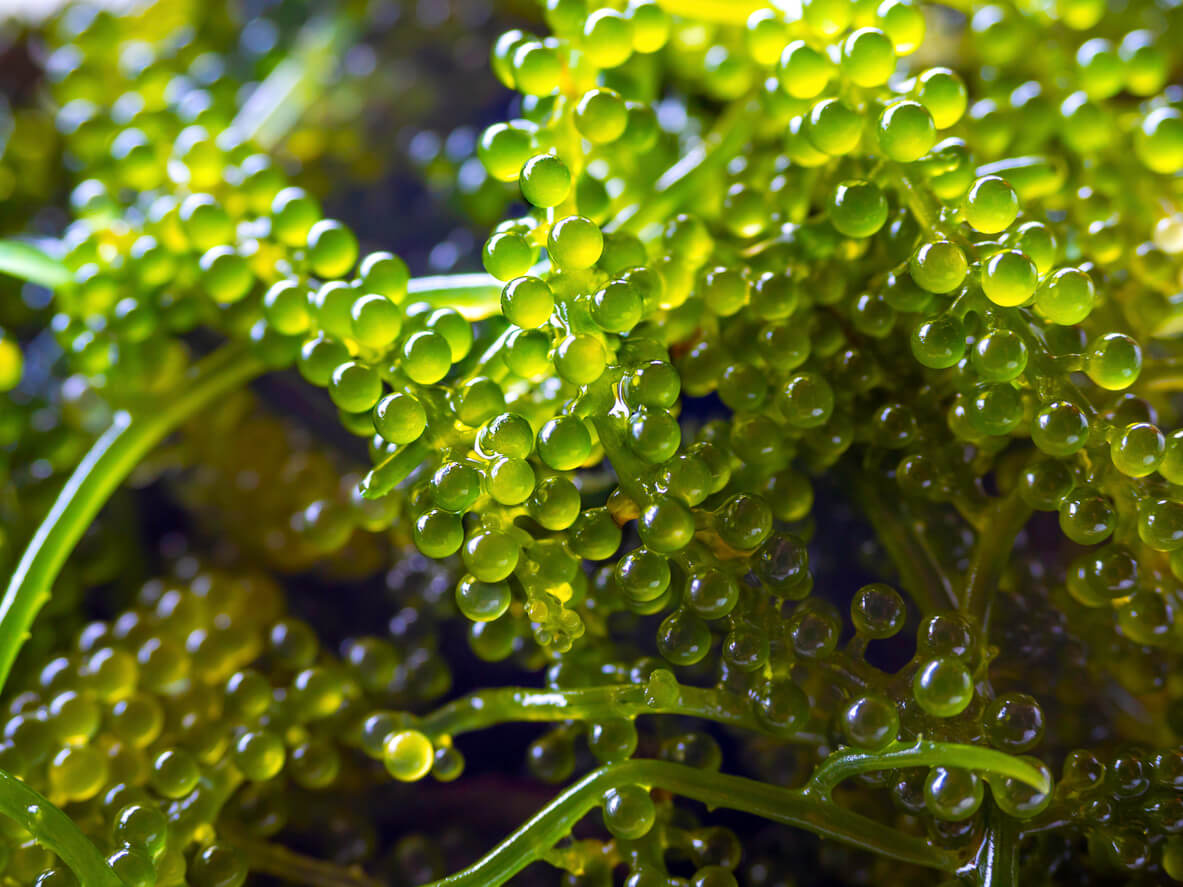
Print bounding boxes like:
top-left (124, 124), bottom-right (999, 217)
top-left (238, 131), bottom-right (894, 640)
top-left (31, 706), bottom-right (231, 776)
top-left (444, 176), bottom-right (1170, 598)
top-left (0, 0), bottom-right (1179, 886)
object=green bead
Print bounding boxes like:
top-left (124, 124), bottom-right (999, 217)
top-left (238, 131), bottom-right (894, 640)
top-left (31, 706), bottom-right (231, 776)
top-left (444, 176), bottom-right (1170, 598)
top-left (373, 393), bottom-right (426, 445)
top-left (48, 745), bottom-right (107, 801)
top-left (414, 509), bottom-right (464, 558)
top-left (263, 280), bottom-right (311, 335)
top-left (657, 609), bottom-right (712, 665)
top-left (433, 461), bottom-right (482, 513)
top-left (909, 240), bottom-right (967, 293)
top-left (924, 767), bottom-right (983, 821)
top-left (113, 803), bottom-right (168, 859)
top-left (199, 246), bottom-right (252, 304)
top-left (512, 41), bottom-right (562, 95)
top-left (360, 251), bottom-right (410, 301)
top-left (402, 330), bottom-right (453, 384)
top-left (351, 294), bottom-right (402, 349)
top-left (384, 730), bottom-right (435, 782)
top-left (877, 100), bottom-right (936, 162)
top-left (538, 416), bottom-right (592, 470)
top-left (988, 757), bottom-right (1053, 818)
top-left (841, 695), bottom-right (899, 749)
top-left (529, 477), bottom-right (582, 531)
top-left (307, 219), bottom-right (358, 279)
top-left (1138, 499), bottom-right (1183, 552)
top-left (777, 40), bottom-right (831, 99)
top-left (915, 67), bottom-right (967, 129)
top-left (628, 407), bottom-right (680, 463)
top-left (806, 99), bottom-right (862, 156)
top-left (488, 457), bottom-right (535, 505)
top-left (699, 267), bottom-right (748, 317)
top-left (575, 88), bottom-right (628, 143)
top-left (963, 175), bottom-right (1019, 234)
top-left (233, 729), bottom-right (285, 781)
top-left (912, 657), bottom-right (973, 717)
top-left (1111, 422), bottom-right (1165, 477)
top-left (462, 530), bottom-right (521, 582)
top-left (968, 383), bottom-right (1023, 436)
top-left (479, 122), bottom-right (533, 182)
top-left (555, 334), bottom-right (606, 385)
top-left (270, 187), bottom-right (321, 247)
top-left (841, 28), bottom-right (895, 87)
top-left (427, 308), bottom-right (472, 361)
top-left (592, 280), bottom-right (643, 332)
top-left (582, 9), bottom-right (633, 68)
top-left (519, 153), bottom-right (571, 207)
top-left (483, 232), bottom-right (535, 282)
top-left (803, 0), bottom-right (851, 36)
top-left (878, 0), bottom-right (925, 54)
top-left (910, 314), bottom-right (966, 369)
top-left (973, 329), bottom-right (1027, 381)
top-left (602, 785), bottom-right (655, 839)
top-left (981, 249), bottom-right (1037, 307)
top-left (151, 749), bottom-right (200, 798)
top-left (456, 576), bottom-right (512, 622)
top-left (1058, 487), bottom-right (1116, 545)
top-left (106, 847), bottom-right (154, 887)
top-left (640, 496), bottom-right (695, 553)
top-left (1085, 332), bottom-right (1141, 390)
top-left (179, 194), bottom-right (233, 251)
top-left (548, 216), bottom-right (604, 270)
top-left (329, 361), bottom-right (382, 413)
top-left (685, 568), bottom-right (739, 620)
top-left (1031, 400), bottom-right (1089, 457)
top-left (1160, 431), bottom-right (1183, 484)
top-left (1075, 38), bottom-right (1123, 99)
top-left (1035, 267), bottom-right (1094, 325)
top-left (829, 180), bottom-right (887, 238)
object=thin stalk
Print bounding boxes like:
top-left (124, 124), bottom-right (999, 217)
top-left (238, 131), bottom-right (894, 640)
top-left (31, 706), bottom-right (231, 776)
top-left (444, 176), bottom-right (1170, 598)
top-left (654, 0), bottom-right (771, 24)
top-left (0, 239), bottom-right (70, 289)
top-left (417, 683), bottom-right (822, 745)
top-left (424, 759), bottom-right (959, 887)
top-left (407, 273), bottom-right (504, 321)
top-left (230, 836), bottom-right (386, 887)
top-left (232, 17), bottom-right (355, 151)
top-left (0, 771), bottom-right (122, 887)
top-left (0, 342), bottom-right (265, 691)
top-left (959, 493), bottom-right (1032, 646)
top-left (805, 740), bottom-right (1051, 801)
top-left (608, 97), bottom-right (760, 237)
top-left (849, 471), bottom-right (957, 613)
top-left (970, 808), bottom-right (1019, 887)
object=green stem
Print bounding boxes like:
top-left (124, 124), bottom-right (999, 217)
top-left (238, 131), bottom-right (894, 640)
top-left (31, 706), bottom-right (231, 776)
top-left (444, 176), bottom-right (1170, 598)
top-left (0, 238), bottom-right (70, 289)
top-left (232, 17), bottom-right (355, 151)
top-left (849, 470), bottom-right (956, 613)
top-left (0, 770), bottom-right (123, 887)
top-left (971, 808), bottom-right (1019, 887)
top-left (654, 0), bottom-right (768, 23)
top-left (417, 683), bottom-right (823, 744)
top-left (608, 97), bottom-right (760, 237)
top-left (0, 342), bottom-right (265, 691)
top-left (959, 493), bottom-right (1031, 646)
top-left (407, 273), bottom-right (504, 321)
top-left (424, 759), bottom-right (959, 887)
top-left (359, 438), bottom-right (430, 500)
top-left (805, 740), bottom-right (1051, 801)
top-left (229, 836), bottom-right (385, 887)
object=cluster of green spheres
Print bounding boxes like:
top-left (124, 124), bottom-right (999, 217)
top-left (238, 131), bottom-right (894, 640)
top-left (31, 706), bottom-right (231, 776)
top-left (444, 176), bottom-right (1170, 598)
top-left (0, 0), bottom-right (1182, 884)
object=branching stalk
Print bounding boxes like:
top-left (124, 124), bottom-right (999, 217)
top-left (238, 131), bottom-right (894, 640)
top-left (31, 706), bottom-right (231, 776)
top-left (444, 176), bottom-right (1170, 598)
top-left (423, 742), bottom-right (1048, 887)
top-left (417, 683), bottom-right (823, 744)
top-left (0, 770), bottom-right (122, 887)
top-left (959, 493), bottom-right (1032, 646)
top-left (0, 342), bottom-right (266, 691)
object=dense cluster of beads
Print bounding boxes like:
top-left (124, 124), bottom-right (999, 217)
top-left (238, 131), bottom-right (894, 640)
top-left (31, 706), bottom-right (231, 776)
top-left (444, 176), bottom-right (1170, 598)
top-left (0, 0), bottom-right (1180, 884)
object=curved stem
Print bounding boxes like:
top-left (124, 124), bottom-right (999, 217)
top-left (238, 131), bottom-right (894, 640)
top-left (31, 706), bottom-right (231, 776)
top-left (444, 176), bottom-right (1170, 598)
top-left (805, 740), bottom-right (1051, 801)
top-left (654, 0), bottom-right (771, 24)
top-left (229, 836), bottom-right (385, 887)
top-left (0, 770), bottom-right (123, 887)
top-left (969, 807), bottom-right (1019, 887)
top-left (407, 274), bottom-right (504, 321)
top-left (849, 470), bottom-right (956, 613)
top-left (608, 97), bottom-right (760, 237)
top-left (424, 759), bottom-right (959, 887)
top-left (959, 493), bottom-right (1031, 648)
top-left (417, 683), bottom-right (822, 745)
top-left (0, 342), bottom-right (266, 691)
